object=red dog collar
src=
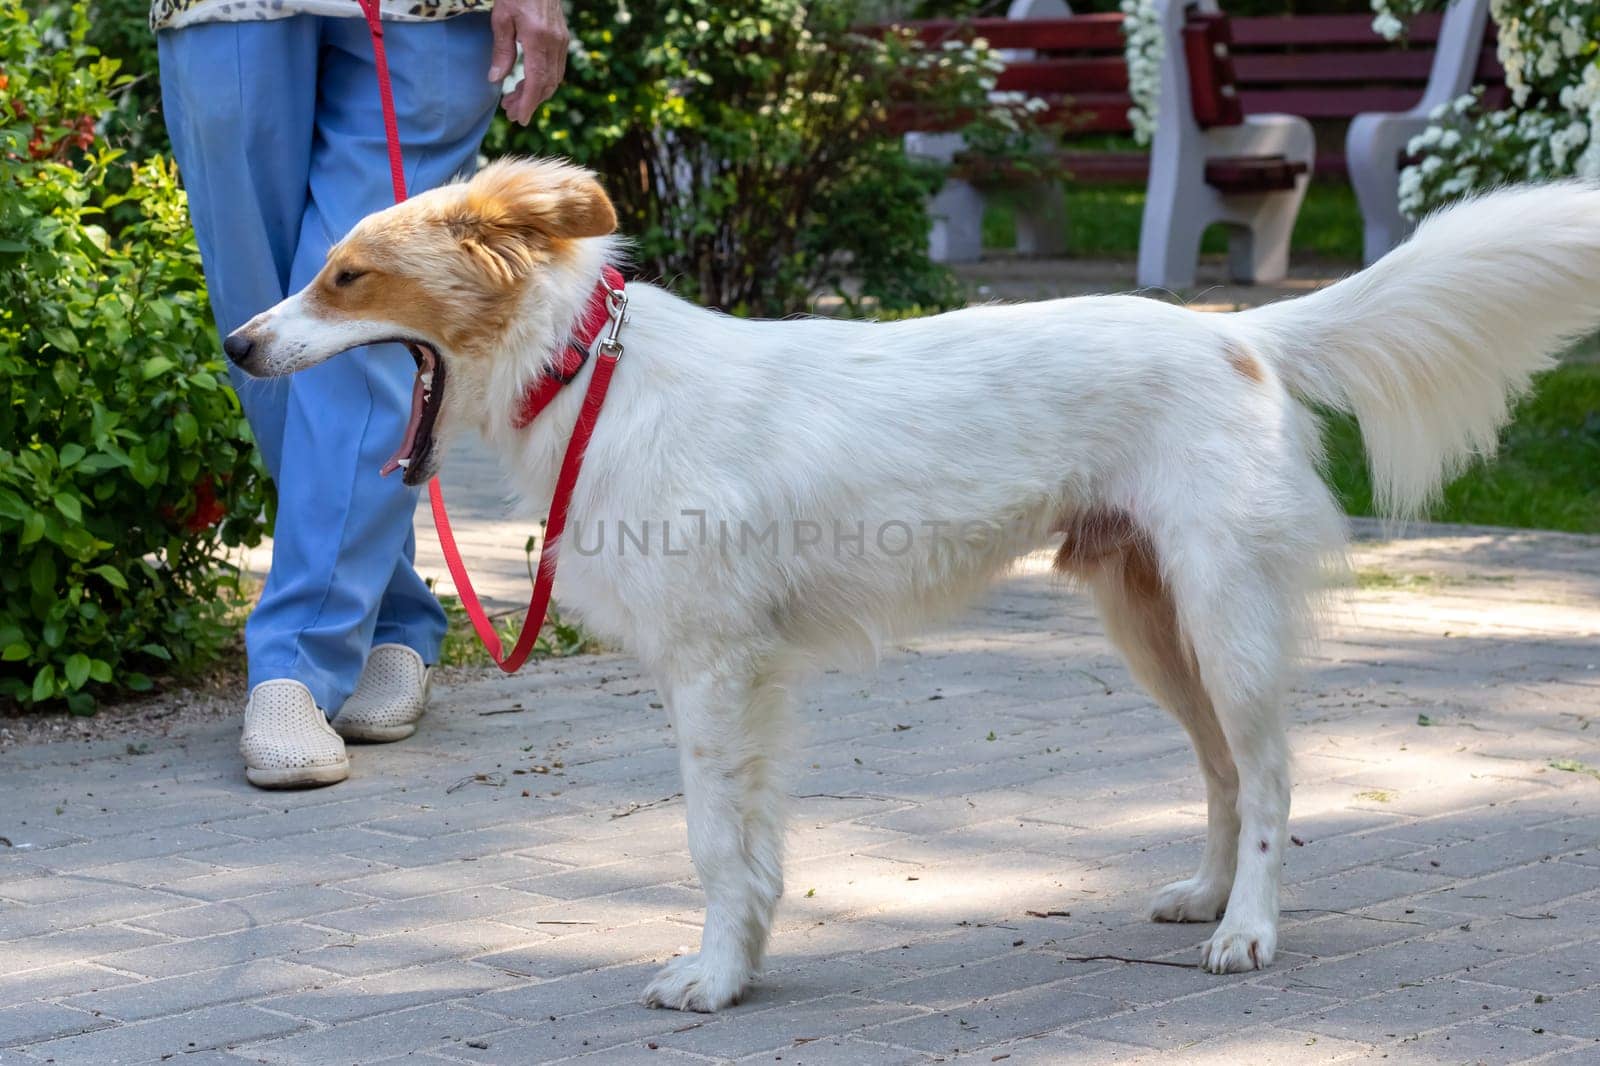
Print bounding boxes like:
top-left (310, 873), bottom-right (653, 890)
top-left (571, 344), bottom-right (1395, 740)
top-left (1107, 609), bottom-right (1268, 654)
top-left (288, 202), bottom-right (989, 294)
top-left (513, 265), bottom-right (627, 429)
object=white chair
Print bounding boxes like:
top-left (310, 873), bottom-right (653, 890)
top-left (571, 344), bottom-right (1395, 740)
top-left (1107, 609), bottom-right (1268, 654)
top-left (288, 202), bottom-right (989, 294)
top-left (1136, 0), bottom-right (1314, 289)
top-left (1346, 0), bottom-right (1491, 265)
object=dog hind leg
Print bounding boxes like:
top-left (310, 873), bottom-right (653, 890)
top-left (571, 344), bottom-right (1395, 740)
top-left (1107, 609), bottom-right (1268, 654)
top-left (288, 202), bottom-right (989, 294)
top-left (1062, 515), bottom-right (1239, 925)
top-left (643, 663), bottom-right (790, 1012)
top-left (1168, 549), bottom-right (1302, 973)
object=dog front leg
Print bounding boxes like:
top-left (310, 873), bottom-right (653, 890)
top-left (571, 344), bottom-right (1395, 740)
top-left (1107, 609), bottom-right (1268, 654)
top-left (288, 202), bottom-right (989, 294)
top-left (644, 669), bottom-right (789, 1012)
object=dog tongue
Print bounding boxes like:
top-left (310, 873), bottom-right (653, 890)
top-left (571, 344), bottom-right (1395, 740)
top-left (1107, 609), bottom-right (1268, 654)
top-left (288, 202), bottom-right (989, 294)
top-left (380, 368), bottom-right (427, 477)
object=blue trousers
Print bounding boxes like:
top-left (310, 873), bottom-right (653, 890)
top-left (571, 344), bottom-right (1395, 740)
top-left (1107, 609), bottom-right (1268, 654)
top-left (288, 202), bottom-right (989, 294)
top-left (159, 15), bottom-right (499, 713)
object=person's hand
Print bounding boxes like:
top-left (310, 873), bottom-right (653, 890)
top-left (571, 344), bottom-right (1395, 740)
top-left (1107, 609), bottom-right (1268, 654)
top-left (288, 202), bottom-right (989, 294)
top-left (488, 0), bottom-right (570, 126)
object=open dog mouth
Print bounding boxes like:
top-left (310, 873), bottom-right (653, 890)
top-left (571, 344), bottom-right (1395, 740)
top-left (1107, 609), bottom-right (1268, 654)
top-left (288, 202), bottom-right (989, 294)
top-left (381, 342), bottom-right (446, 486)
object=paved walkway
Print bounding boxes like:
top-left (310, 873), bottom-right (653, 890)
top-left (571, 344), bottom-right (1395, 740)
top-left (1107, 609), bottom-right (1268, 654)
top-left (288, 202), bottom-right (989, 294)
top-left (4, 510), bottom-right (1599, 1064)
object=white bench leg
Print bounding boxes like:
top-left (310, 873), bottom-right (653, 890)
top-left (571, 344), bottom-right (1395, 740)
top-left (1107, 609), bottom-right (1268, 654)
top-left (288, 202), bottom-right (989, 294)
top-left (1224, 182), bottom-right (1306, 284)
top-left (907, 132), bottom-right (984, 264)
top-left (1012, 180), bottom-right (1070, 257)
top-left (927, 177), bottom-right (985, 263)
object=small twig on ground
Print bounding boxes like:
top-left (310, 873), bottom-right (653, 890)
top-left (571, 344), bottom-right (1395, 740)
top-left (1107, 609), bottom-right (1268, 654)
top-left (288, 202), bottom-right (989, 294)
top-left (532, 920), bottom-right (596, 925)
top-left (1055, 953), bottom-right (1195, 969)
top-left (1282, 907), bottom-right (1426, 925)
top-left (1069, 669), bottom-right (1114, 694)
top-left (796, 792), bottom-right (895, 801)
top-left (478, 707), bottom-right (526, 716)
top-left (611, 793), bottom-right (683, 819)
top-left (1506, 912), bottom-right (1558, 920)
top-left (1025, 910), bottom-right (1071, 918)
top-left (446, 772), bottom-right (506, 794)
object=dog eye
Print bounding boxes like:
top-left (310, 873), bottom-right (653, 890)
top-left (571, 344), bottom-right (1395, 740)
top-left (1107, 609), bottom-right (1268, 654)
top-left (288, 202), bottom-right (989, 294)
top-left (335, 270), bottom-right (366, 288)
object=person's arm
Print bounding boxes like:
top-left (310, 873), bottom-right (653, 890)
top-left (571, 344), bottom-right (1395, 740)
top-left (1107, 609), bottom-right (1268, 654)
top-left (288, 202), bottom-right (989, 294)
top-left (488, 0), bottom-right (570, 125)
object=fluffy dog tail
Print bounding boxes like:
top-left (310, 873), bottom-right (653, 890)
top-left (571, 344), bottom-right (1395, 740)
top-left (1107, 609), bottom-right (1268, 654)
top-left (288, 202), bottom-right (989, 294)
top-left (1238, 182), bottom-right (1600, 517)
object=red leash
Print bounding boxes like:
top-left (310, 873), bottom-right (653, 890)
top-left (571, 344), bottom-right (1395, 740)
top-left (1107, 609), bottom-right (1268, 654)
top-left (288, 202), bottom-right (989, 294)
top-left (358, 0), bottom-right (622, 672)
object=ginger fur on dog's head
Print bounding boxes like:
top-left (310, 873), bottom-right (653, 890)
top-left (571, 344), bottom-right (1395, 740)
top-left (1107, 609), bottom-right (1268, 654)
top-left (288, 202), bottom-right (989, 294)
top-left (302, 157), bottom-right (619, 358)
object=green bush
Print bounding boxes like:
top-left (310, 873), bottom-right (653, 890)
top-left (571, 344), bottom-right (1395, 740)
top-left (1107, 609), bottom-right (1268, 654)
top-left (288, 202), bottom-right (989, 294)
top-left (486, 0), bottom-right (1008, 316)
top-left (1, 1), bottom-right (268, 714)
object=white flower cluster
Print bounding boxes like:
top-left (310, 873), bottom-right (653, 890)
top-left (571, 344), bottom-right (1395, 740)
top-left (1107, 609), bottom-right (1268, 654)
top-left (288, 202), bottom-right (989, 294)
top-left (1383, 0), bottom-right (1600, 217)
top-left (1119, 0), bottom-right (1164, 146)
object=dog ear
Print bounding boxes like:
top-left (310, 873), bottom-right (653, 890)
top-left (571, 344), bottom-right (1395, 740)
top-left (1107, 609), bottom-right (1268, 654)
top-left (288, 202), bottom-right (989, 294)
top-left (450, 158), bottom-right (617, 285)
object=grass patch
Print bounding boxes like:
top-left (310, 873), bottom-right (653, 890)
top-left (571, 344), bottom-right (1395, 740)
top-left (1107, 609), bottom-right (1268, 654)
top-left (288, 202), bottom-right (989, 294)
top-left (429, 538), bottom-right (604, 667)
top-left (436, 596), bottom-right (601, 667)
top-left (981, 179), bottom-right (1363, 261)
top-left (1323, 364), bottom-right (1600, 534)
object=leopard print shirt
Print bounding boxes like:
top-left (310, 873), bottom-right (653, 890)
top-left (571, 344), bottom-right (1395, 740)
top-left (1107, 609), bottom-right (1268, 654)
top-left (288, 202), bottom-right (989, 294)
top-left (150, 0), bottom-right (491, 32)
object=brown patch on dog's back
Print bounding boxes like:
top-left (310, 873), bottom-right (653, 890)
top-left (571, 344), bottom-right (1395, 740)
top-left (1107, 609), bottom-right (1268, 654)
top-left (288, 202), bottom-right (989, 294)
top-left (1224, 341), bottom-right (1265, 384)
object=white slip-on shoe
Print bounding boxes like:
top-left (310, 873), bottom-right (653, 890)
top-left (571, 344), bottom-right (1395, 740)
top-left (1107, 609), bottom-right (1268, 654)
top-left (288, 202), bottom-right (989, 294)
top-left (333, 643), bottom-right (432, 743)
top-left (239, 679), bottom-right (350, 789)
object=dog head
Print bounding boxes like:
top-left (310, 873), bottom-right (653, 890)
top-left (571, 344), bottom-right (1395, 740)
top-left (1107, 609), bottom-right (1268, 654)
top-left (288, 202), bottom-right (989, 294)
top-left (225, 157), bottom-right (617, 484)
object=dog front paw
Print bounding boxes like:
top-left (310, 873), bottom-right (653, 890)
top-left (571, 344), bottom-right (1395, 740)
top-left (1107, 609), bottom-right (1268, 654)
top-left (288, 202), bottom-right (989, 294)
top-left (1149, 877), bottom-right (1230, 923)
top-left (642, 953), bottom-right (748, 1012)
top-left (1200, 922), bottom-right (1276, 973)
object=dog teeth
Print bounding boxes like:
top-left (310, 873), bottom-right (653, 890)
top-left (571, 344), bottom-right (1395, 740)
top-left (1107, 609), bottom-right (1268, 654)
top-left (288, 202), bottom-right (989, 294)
top-left (419, 371), bottom-right (433, 391)
top-left (395, 458), bottom-right (411, 470)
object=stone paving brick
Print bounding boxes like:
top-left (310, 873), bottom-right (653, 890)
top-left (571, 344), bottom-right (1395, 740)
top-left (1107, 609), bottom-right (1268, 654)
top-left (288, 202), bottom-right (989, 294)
top-left (4, 925), bottom-right (174, 975)
top-left (1484, 990), bottom-right (1600, 1040)
top-left (475, 919), bottom-right (697, 982)
top-left (0, 887), bottom-right (197, 942)
top-left (469, 962), bottom-right (659, 1022)
top-left (1371, 1021), bottom-right (1591, 1066)
top-left (1070, 983), bottom-right (1332, 1051)
top-left (870, 951), bottom-right (1111, 1011)
top-left (235, 1004), bottom-right (507, 1065)
top-left (95, 922), bottom-right (346, 980)
top-left (57, 960), bottom-right (328, 1023)
top-left (311, 887), bottom-right (546, 938)
top-left (1291, 976), bottom-right (1526, 1042)
top-left (259, 961), bottom-right (518, 1025)
top-left (859, 980), bottom-right (1118, 1055)
top-left (19, 1004), bottom-right (308, 1064)
top-left (0, 962), bottom-right (135, 1004)
top-left (1468, 940), bottom-right (1600, 995)
top-left (450, 1004), bottom-right (698, 1063)
top-left (124, 885), bottom-right (372, 938)
top-left (0, 1003), bottom-right (110, 1048)
top-left (658, 994), bottom-right (923, 1058)
top-left (293, 919), bottom-right (541, 979)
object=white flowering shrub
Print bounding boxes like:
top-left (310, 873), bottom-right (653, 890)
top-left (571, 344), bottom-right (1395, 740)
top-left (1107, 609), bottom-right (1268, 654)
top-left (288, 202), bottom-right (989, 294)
top-left (1371, 0), bottom-right (1600, 216)
top-left (1120, 0), bottom-right (1165, 145)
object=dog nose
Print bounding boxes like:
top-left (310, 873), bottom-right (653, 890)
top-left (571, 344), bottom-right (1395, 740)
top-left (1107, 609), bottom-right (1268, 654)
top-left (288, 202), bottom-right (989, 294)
top-left (223, 333), bottom-right (254, 366)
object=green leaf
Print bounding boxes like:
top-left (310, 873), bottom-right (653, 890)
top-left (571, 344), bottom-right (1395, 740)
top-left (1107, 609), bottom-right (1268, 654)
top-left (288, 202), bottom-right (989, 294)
top-left (41, 325), bottom-right (80, 354)
top-left (32, 664), bottom-right (57, 704)
top-left (88, 659), bottom-right (112, 683)
top-left (90, 565), bottom-right (128, 589)
top-left (140, 355), bottom-right (177, 380)
top-left (139, 643), bottom-right (173, 662)
top-left (53, 492), bottom-right (83, 524)
top-left (20, 512), bottom-right (46, 545)
top-left (65, 654), bottom-right (91, 690)
top-left (59, 443), bottom-right (86, 468)
top-left (126, 672), bottom-right (153, 692)
top-left (28, 552), bottom-right (56, 598)
top-left (2, 643), bottom-right (31, 662)
top-left (173, 411), bottom-right (199, 448)
top-left (0, 488), bottom-right (27, 521)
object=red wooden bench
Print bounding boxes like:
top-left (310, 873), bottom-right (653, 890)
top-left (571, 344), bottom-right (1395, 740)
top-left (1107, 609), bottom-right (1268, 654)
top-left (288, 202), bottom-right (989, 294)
top-left (890, 0), bottom-right (1502, 279)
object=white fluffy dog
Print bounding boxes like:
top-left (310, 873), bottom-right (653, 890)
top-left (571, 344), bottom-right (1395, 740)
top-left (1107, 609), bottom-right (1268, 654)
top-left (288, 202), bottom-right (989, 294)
top-left (226, 160), bottom-right (1600, 1011)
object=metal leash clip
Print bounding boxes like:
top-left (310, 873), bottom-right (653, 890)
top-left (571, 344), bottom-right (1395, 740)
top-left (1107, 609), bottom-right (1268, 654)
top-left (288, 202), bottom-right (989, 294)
top-left (598, 288), bottom-right (628, 360)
